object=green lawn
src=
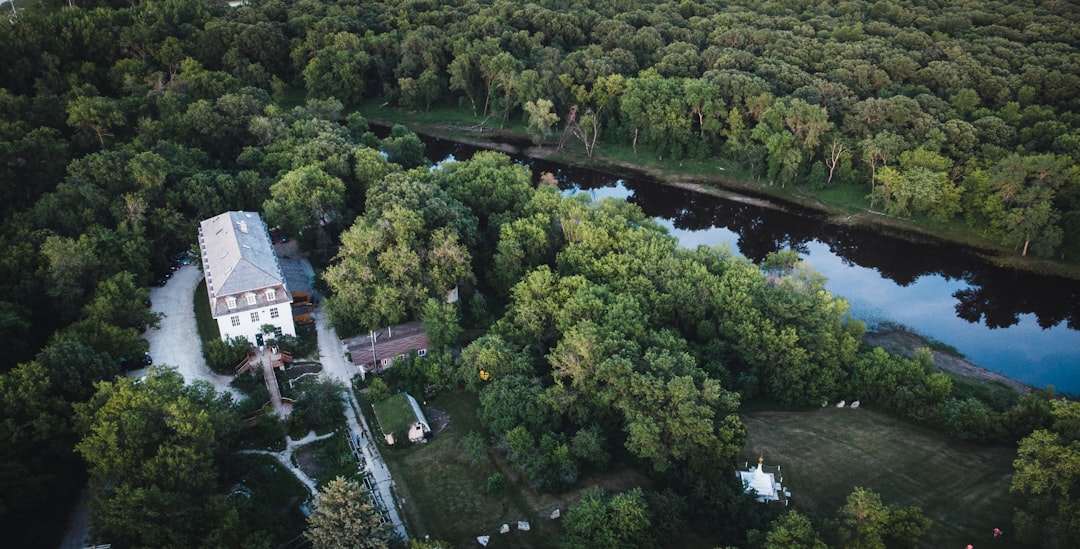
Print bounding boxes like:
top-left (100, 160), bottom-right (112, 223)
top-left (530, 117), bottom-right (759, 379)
top-left (368, 391), bottom-right (650, 548)
top-left (193, 278), bottom-right (219, 343)
top-left (741, 407), bottom-right (1024, 548)
top-left (372, 393), bottom-right (417, 439)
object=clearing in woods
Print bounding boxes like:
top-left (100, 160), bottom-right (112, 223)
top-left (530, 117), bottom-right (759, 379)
top-left (373, 391), bottom-right (650, 548)
top-left (741, 407), bottom-right (1022, 548)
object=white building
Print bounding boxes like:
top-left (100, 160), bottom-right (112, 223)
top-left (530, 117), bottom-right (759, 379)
top-left (198, 211), bottom-right (295, 346)
top-left (738, 456), bottom-right (790, 504)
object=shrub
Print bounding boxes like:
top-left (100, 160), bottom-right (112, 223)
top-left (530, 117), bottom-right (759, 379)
top-left (368, 377), bottom-right (390, 403)
top-left (205, 336), bottom-right (251, 374)
top-left (486, 473), bottom-right (505, 497)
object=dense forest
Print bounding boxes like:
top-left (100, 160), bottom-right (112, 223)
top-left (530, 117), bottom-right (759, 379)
top-left (2, 0), bottom-right (1080, 547)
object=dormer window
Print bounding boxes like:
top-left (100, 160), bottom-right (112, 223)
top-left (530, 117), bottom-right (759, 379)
top-left (226, 296), bottom-right (237, 310)
top-left (266, 289), bottom-right (277, 302)
top-left (246, 293), bottom-right (257, 306)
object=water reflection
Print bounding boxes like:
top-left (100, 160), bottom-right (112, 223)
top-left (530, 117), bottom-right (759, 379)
top-left (420, 136), bottom-right (1080, 392)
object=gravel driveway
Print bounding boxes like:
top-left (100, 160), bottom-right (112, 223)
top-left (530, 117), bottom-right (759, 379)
top-left (139, 264), bottom-right (239, 399)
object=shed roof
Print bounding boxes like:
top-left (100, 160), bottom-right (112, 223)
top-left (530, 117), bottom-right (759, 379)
top-left (404, 392), bottom-right (430, 430)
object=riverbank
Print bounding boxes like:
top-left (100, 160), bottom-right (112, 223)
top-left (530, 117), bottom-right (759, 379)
top-left (863, 329), bottom-right (1034, 396)
top-left (364, 110), bottom-right (1080, 281)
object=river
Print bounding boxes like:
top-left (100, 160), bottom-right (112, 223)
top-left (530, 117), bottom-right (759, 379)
top-left (412, 136), bottom-right (1080, 394)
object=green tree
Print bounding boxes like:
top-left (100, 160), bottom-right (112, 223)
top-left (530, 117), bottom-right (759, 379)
top-left (479, 374), bottom-right (550, 435)
top-left (1011, 399), bottom-right (1080, 546)
top-left (839, 487), bottom-right (889, 549)
top-left (873, 148), bottom-right (961, 221)
top-left (980, 153), bottom-right (1068, 257)
top-left (324, 206), bottom-right (472, 336)
top-left (66, 94), bottom-right (124, 148)
top-left (263, 165), bottom-right (346, 237)
top-left (561, 488), bottom-right (653, 549)
top-left (305, 476), bottom-right (396, 549)
top-left (74, 368), bottom-right (239, 547)
top-left (433, 151), bottom-right (534, 231)
top-left (34, 334), bottom-right (118, 402)
top-left (82, 271), bottom-right (160, 332)
top-left (421, 297), bottom-right (462, 349)
top-left (762, 510), bottom-right (827, 549)
top-left (367, 377), bottom-right (390, 403)
top-left (459, 333), bottom-right (534, 390)
top-left (302, 33), bottom-right (372, 108)
top-left (381, 124), bottom-right (426, 170)
top-left (524, 98), bottom-right (560, 145)
top-left (290, 379), bottom-right (345, 433)
top-left (0, 362), bottom-right (78, 543)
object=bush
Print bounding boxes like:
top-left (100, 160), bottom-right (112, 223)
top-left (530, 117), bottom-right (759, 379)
top-left (289, 379), bottom-right (345, 434)
top-left (368, 377), bottom-right (390, 403)
top-left (458, 431), bottom-right (488, 465)
top-left (486, 473), bottom-right (505, 497)
top-left (939, 397), bottom-right (1004, 441)
top-left (205, 336), bottom-right (251, 374)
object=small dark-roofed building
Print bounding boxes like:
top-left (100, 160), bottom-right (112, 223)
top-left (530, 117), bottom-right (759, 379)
top-left (199, 211), bottom-right (295, 345)
top-left (344, 321), bottom-right (430, 374)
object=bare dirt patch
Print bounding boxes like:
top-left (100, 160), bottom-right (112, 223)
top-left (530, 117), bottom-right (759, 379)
top-left (863, 330), bottom-right (1033, 395)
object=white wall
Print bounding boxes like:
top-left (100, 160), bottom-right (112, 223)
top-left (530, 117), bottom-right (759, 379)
top-left (216, 304), bottom-right (296, 345)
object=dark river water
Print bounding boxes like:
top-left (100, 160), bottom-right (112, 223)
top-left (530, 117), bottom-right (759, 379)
top-left (415, 136), bottom-right (1080, 394)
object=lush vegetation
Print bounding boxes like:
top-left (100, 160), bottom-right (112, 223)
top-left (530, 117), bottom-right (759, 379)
top-left (1, 0), bottom-right (1079, 547)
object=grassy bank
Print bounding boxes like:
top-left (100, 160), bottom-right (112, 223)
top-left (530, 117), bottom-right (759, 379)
top-left (741, 407), bottom-right (1023, 548)
top-left (358, 102), bottom-right (1080, 279)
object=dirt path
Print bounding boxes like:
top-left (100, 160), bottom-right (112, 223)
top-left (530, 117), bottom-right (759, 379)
top-left (863, 330), bottom-right (1034, 395)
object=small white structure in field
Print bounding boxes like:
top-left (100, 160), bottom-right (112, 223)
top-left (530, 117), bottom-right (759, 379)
top-left (477, 535), bottom-right (490, 546)
top-left (738, 456), bottom-right (789, 505)
top-left (851, 400), bottom-right (861, 408)
top-left (499, 524), bottom-right (510, 534)
top-left (836, 400), bottom-right (846, 408)
top-left (517, 520), bottom-right (530, 531)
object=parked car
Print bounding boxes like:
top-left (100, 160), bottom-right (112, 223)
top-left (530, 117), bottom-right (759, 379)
top-left (120, 352), bottom-right (152, 371)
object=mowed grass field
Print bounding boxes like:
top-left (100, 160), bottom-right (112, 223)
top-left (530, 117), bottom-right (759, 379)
top-left (372, 391), bottom-right (650, 548)
top-left (742, 407), bottom-right (1025, 548)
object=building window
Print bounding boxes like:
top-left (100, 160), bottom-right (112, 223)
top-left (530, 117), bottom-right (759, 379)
top-left (417, 348), bottom-right (427, 357)
top-left (397, 354), bottom-right (405, 360)
top-left (266, 289), bottom-right (277, 301)
top-left (250, 311), bottom-right (260, 323)
top-left (246, 293), bottom-right (257, 306)
top-left (269, 307), bottom-right (279, 319)
top-left (226, 296), bottom-right (237, 310)
top-left (230, 315), bottom-right (240, 327)
top-left (275, 327), bottom-right (283, 337)
top-left (381, 358), bottom-right (389, 366)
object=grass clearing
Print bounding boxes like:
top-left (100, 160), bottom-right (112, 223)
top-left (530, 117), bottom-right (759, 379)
top-left (372, 393), bottom-right (417, 438)
top-left (368, 391), bottom-right (649, 548)
top-left (741, 407), bottom-right (1022, 548)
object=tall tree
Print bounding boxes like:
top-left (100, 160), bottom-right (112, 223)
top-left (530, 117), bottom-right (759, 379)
top-left (1011, 399), bottom-right (1080, 547)
top-left (263, 165), bottom-right (346, 237)
top-left (305, 476), bottom-right (395, 549)
top-left (74, 369), bottom-right (240, 547)
top-left (561, 488), bottom-right (653, 549)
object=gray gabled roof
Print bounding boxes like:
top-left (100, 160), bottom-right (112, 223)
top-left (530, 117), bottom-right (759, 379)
top-left (199, 212), bottom-right (290, 316)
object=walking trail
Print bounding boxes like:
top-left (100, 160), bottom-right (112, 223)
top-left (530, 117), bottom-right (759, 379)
top-left (239, 431), bottom-right (334, 497)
